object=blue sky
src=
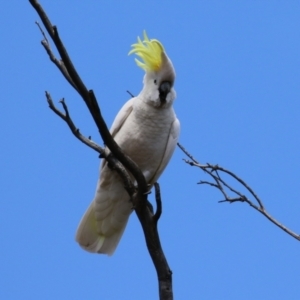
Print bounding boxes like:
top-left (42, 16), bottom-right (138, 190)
top-left (1, 1), bottom-right (300, 299)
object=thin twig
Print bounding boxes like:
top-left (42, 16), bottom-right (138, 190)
top-left (178, 142), bottom-right (300, 242)
top-left (126, 90), bottom-right (135, 98)
top-left (35, 21), bottom-right (77, 91)
top-left (177, 142), bottom-right (199, 164)
top-left (45, 92), bottom-right (135, 195)
top-left (46, 92), bottom-right (103, 154)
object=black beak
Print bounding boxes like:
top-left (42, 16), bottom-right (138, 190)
top-left (159, 81), bottom-right (171, 104)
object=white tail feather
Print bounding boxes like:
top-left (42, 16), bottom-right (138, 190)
top-left (75, 201), bottom-right (129, 255)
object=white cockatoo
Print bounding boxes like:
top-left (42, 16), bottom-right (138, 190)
top-left (75, 31), bottom-right (180, 255)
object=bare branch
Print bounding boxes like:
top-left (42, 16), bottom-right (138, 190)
top-left (46, 92), bottom-right (102, 154)
top-left (29, 0), bottom-right (147, 191)
top-left (30, 1), bottom-right (88, 96)
top-left (35, 21), bottom-right (77, 90)
top-left (126, 90), bottom-right (135, 98)
top-left (178, 142), bottom-right (300, 242)
top-left (45, 92), bottom-right (135, 195)
top-left (153, 183), bottom-right (162, 222)
top-left (177, 142), bottom-right (199, 164)
top-left (134, 184), bottom-right (173, 300)
top-left (30, 1), bottom-right (173, 298)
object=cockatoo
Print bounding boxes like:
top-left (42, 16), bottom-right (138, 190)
top-left (75, 31), bottom-right (180, 255)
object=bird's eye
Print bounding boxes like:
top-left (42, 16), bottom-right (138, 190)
top-left (154, 79), bottom-right (157, 84)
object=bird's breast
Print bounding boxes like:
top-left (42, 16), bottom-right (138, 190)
top-left (113, 103), bottom-right (175, 179)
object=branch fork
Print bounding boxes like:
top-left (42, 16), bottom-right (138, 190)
top-left (178, 142), bottom-right (300, 242)
top-left (30, 1), bottom-right (173, 299)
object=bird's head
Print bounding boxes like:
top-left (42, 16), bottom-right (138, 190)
top-left (129, 31), bottom-right (176, 108)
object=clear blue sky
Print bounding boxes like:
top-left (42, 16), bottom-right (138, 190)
top-left (1, 1), bottom-right (299, 299)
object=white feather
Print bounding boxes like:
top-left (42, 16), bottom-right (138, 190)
top-left (75, 42), bottom-right (180, 255)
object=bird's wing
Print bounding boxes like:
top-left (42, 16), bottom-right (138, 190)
top-left (99, 97), bottom-right (134, 170)
top-left (150, 117), bottom-right (180, 184)
top-left (110, 97), bottom-right (135, 138)
top-left (76, 98), bottom-right (135, 255)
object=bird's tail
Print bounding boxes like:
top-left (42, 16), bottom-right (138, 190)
top-left (75, 202), bottom-right (129, 256)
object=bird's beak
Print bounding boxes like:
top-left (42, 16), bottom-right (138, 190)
top-left (159, 81), bottom-right (171, 104)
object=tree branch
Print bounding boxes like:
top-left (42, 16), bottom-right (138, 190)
top-left (45, 92), bottom-right (135, 195)
top-left (30, 1), bottom-right (173, 298)
top-left (35, 21), bottom-right (77, 91)
top-left (29, 0), bottom-right (147, 193)
top-left (153, 183), bottom-right (162, 222)
top-left (135, 182), bottom-right (173, 300)
top-left (46, 92), bottom-right (103, 155)
top-left (177, 142), bottom-right (300, 242)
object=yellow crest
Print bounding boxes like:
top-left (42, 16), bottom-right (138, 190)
top-left (128, 31), bottom-right (165, 72)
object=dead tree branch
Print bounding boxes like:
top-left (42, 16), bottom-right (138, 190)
top-left (177, 142), bottom-right (300, 242)
top-left (45, 92), bottom-right (134, 194)
top-left (35, 21), bottom-right (76, 90)
top-left (29, 1), bottom-right (172, 299)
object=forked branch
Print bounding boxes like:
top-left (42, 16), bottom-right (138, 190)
top-left (177, 142), bottom-right (300, 241)
top-left (30, 1), bottom-right (173, 299)
top-left (45, 92), bottom-right (135, 195)
top-left (29, 0), bottom-right (147, 190)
